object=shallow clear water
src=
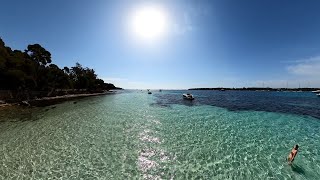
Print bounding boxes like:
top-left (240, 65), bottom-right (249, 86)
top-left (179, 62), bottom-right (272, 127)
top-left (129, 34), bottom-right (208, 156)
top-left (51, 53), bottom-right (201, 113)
top-left (0, 90), bottom-right (320, 179)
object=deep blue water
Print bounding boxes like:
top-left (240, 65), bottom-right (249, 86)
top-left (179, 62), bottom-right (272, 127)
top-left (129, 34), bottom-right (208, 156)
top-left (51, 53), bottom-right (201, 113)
top-left (153, 90), bottom-right (320, 119)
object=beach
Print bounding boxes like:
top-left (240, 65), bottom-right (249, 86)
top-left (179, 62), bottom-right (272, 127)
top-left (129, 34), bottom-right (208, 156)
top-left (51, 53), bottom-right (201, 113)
top-left (0, 91), bottom-right (116, 108)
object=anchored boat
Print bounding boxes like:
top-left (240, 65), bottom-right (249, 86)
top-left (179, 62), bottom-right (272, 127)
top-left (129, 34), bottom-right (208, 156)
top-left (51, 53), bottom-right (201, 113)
top-left (183, 93), bottom-right (194, 100)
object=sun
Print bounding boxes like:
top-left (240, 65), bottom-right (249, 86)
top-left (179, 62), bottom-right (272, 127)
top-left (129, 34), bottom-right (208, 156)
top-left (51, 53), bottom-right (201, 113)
top-left (130, 6), bottom-right (168, 41)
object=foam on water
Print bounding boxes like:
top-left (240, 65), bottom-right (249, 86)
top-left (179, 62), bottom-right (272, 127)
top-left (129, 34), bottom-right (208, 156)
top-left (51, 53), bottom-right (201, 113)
top-left (0, 90), bottom-right (319, 179)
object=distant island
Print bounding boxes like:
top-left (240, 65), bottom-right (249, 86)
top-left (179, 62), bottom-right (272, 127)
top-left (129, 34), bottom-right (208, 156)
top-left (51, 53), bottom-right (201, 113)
top-left (188, 87), bottom-right (319, 92)
top-left (0, 37), bottom-right (121, 106)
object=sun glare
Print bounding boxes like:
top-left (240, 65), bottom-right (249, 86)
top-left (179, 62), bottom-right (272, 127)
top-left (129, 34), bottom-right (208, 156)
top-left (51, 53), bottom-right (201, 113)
top-left (130, 6), bottom-right (168, 41)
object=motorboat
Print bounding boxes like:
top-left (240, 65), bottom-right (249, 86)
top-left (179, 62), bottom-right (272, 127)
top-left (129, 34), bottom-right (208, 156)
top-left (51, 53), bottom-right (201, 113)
top-left (183, 93), bottom-right (194, 100)
top-left (312, 90), bottom-right (320, 93)
top-left (317, 93), bottom-right (320, 96)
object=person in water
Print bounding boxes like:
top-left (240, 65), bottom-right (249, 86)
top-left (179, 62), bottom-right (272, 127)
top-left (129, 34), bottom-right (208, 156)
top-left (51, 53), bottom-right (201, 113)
top-left (287, 144), bottom-right (299, 165)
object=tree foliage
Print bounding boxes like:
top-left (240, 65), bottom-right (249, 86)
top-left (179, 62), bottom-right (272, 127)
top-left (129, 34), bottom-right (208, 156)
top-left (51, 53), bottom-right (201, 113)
top-left (0, 37), bottom-right (117, 92)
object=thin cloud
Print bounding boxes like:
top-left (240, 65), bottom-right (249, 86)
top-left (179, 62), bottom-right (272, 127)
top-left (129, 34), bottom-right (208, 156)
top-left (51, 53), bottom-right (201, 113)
top-left (173, 12), bottom-right (193, 35)
top-left (245, 79), bottom-right (320, 88)
top-left (102, 77), bottom-right (128, 88)
top-left (102, 77), bottom-right (127, 82)
top-left (287, 56), bottom-right (320, 77)
top-left (171, 3), bottom-right (209, 35)
top-left (173, 24), bottom-right (193, 35)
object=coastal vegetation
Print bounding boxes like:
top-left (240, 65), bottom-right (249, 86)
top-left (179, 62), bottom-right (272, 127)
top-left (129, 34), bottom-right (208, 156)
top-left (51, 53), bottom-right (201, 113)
top-left (0, 37), bottom-right (120, 102)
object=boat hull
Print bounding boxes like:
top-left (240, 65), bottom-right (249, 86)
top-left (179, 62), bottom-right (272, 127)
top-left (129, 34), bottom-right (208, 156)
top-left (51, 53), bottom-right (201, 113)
top-left (183, 94), bottom-right (194, 100)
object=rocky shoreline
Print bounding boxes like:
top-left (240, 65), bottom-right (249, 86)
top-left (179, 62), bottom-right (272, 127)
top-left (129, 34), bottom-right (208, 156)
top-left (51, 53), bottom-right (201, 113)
top-left (0, 91), bottom-right (117, 108)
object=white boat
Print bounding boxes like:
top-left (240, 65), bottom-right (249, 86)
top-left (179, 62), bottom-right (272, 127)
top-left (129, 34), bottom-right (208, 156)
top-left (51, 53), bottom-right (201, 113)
top-left (312, 90), bottom-right (320, 93)
top-left (183, 93), bottom-right (194, 100)
top-left (317, 93), bottom-right (320, 96)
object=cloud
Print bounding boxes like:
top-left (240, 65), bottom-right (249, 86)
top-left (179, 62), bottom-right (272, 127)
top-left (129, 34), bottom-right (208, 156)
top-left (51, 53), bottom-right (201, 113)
top-left (171, 3), bottom-right (210, 35)
top-left (102, 77), bottom-right (165, 89)
top-left (102, 77), bottom-right (127, 82)
top-left (248, 55), bottom-right (320, 88)
top-left (173, 12), bottom-right (193, 35)
top-left (251, 80), bottom-right (312, 88)
top-left (256, 56), bottom-right (320, 88)
top-left (287, 56), bottom-right (320, 77)
top-left (102, 77), bottom-right (128, 88)
top-left (127, 81), bottom-right (189, 90)
top-left (173, 23), bottom-right (193, 35)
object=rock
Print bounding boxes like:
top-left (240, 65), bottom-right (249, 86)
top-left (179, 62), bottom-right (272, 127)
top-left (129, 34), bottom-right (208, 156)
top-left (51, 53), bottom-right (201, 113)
top-left (0, 100), bottom-right (5, 104)
top-left (20, 101), bottom-right (30, 106)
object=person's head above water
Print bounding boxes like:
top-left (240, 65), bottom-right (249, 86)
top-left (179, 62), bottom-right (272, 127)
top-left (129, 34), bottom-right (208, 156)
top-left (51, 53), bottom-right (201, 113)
top-left (294, 144), bottom-right (299, 150)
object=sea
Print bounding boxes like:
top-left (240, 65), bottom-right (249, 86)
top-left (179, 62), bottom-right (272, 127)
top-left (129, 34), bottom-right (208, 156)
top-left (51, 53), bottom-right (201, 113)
top-left (0, 90), bottom-right (319, 179)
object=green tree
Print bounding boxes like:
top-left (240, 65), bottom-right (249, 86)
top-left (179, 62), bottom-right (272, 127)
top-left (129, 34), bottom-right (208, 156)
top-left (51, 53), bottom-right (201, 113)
top-left (0, 37), bottom-right (119, 101)
top-left (25, 44), bottom-right (53, 89)
top-left (25, 44), bottom-right (52, 66)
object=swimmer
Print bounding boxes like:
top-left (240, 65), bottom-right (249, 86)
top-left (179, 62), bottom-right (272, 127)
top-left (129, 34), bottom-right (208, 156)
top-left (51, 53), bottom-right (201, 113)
top-left (287, 144), bottom-right (299, 165)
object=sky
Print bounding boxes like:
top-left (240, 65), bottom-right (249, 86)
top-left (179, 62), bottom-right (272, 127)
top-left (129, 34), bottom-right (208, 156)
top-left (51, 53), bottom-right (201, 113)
top-left (1, 0), bottom-right (320, 89)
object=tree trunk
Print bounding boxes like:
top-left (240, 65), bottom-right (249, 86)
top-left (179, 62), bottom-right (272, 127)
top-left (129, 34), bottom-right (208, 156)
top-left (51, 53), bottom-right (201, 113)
top-left (47, 88), bottom-right (55, 97)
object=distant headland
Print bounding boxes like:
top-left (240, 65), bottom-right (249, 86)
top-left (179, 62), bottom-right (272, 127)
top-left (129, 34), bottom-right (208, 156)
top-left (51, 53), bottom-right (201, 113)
top-left (188, 87), bottom-right (319, 92)
top-left (0, 37), bottom-right (122, 106)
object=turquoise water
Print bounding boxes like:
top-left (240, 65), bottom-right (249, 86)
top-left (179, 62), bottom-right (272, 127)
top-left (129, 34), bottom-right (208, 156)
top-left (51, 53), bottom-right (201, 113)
top-left (0, 90), bottom-right (320, 179)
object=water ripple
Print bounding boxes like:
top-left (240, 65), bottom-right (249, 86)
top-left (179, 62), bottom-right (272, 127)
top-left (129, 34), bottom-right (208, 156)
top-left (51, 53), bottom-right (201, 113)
top-left (0, 91), bottom-right (319, 179)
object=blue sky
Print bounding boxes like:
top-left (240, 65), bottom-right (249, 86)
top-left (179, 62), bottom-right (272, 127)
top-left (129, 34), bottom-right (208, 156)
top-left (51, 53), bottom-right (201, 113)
top-left (1, 0), bottom-right (320, 89)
